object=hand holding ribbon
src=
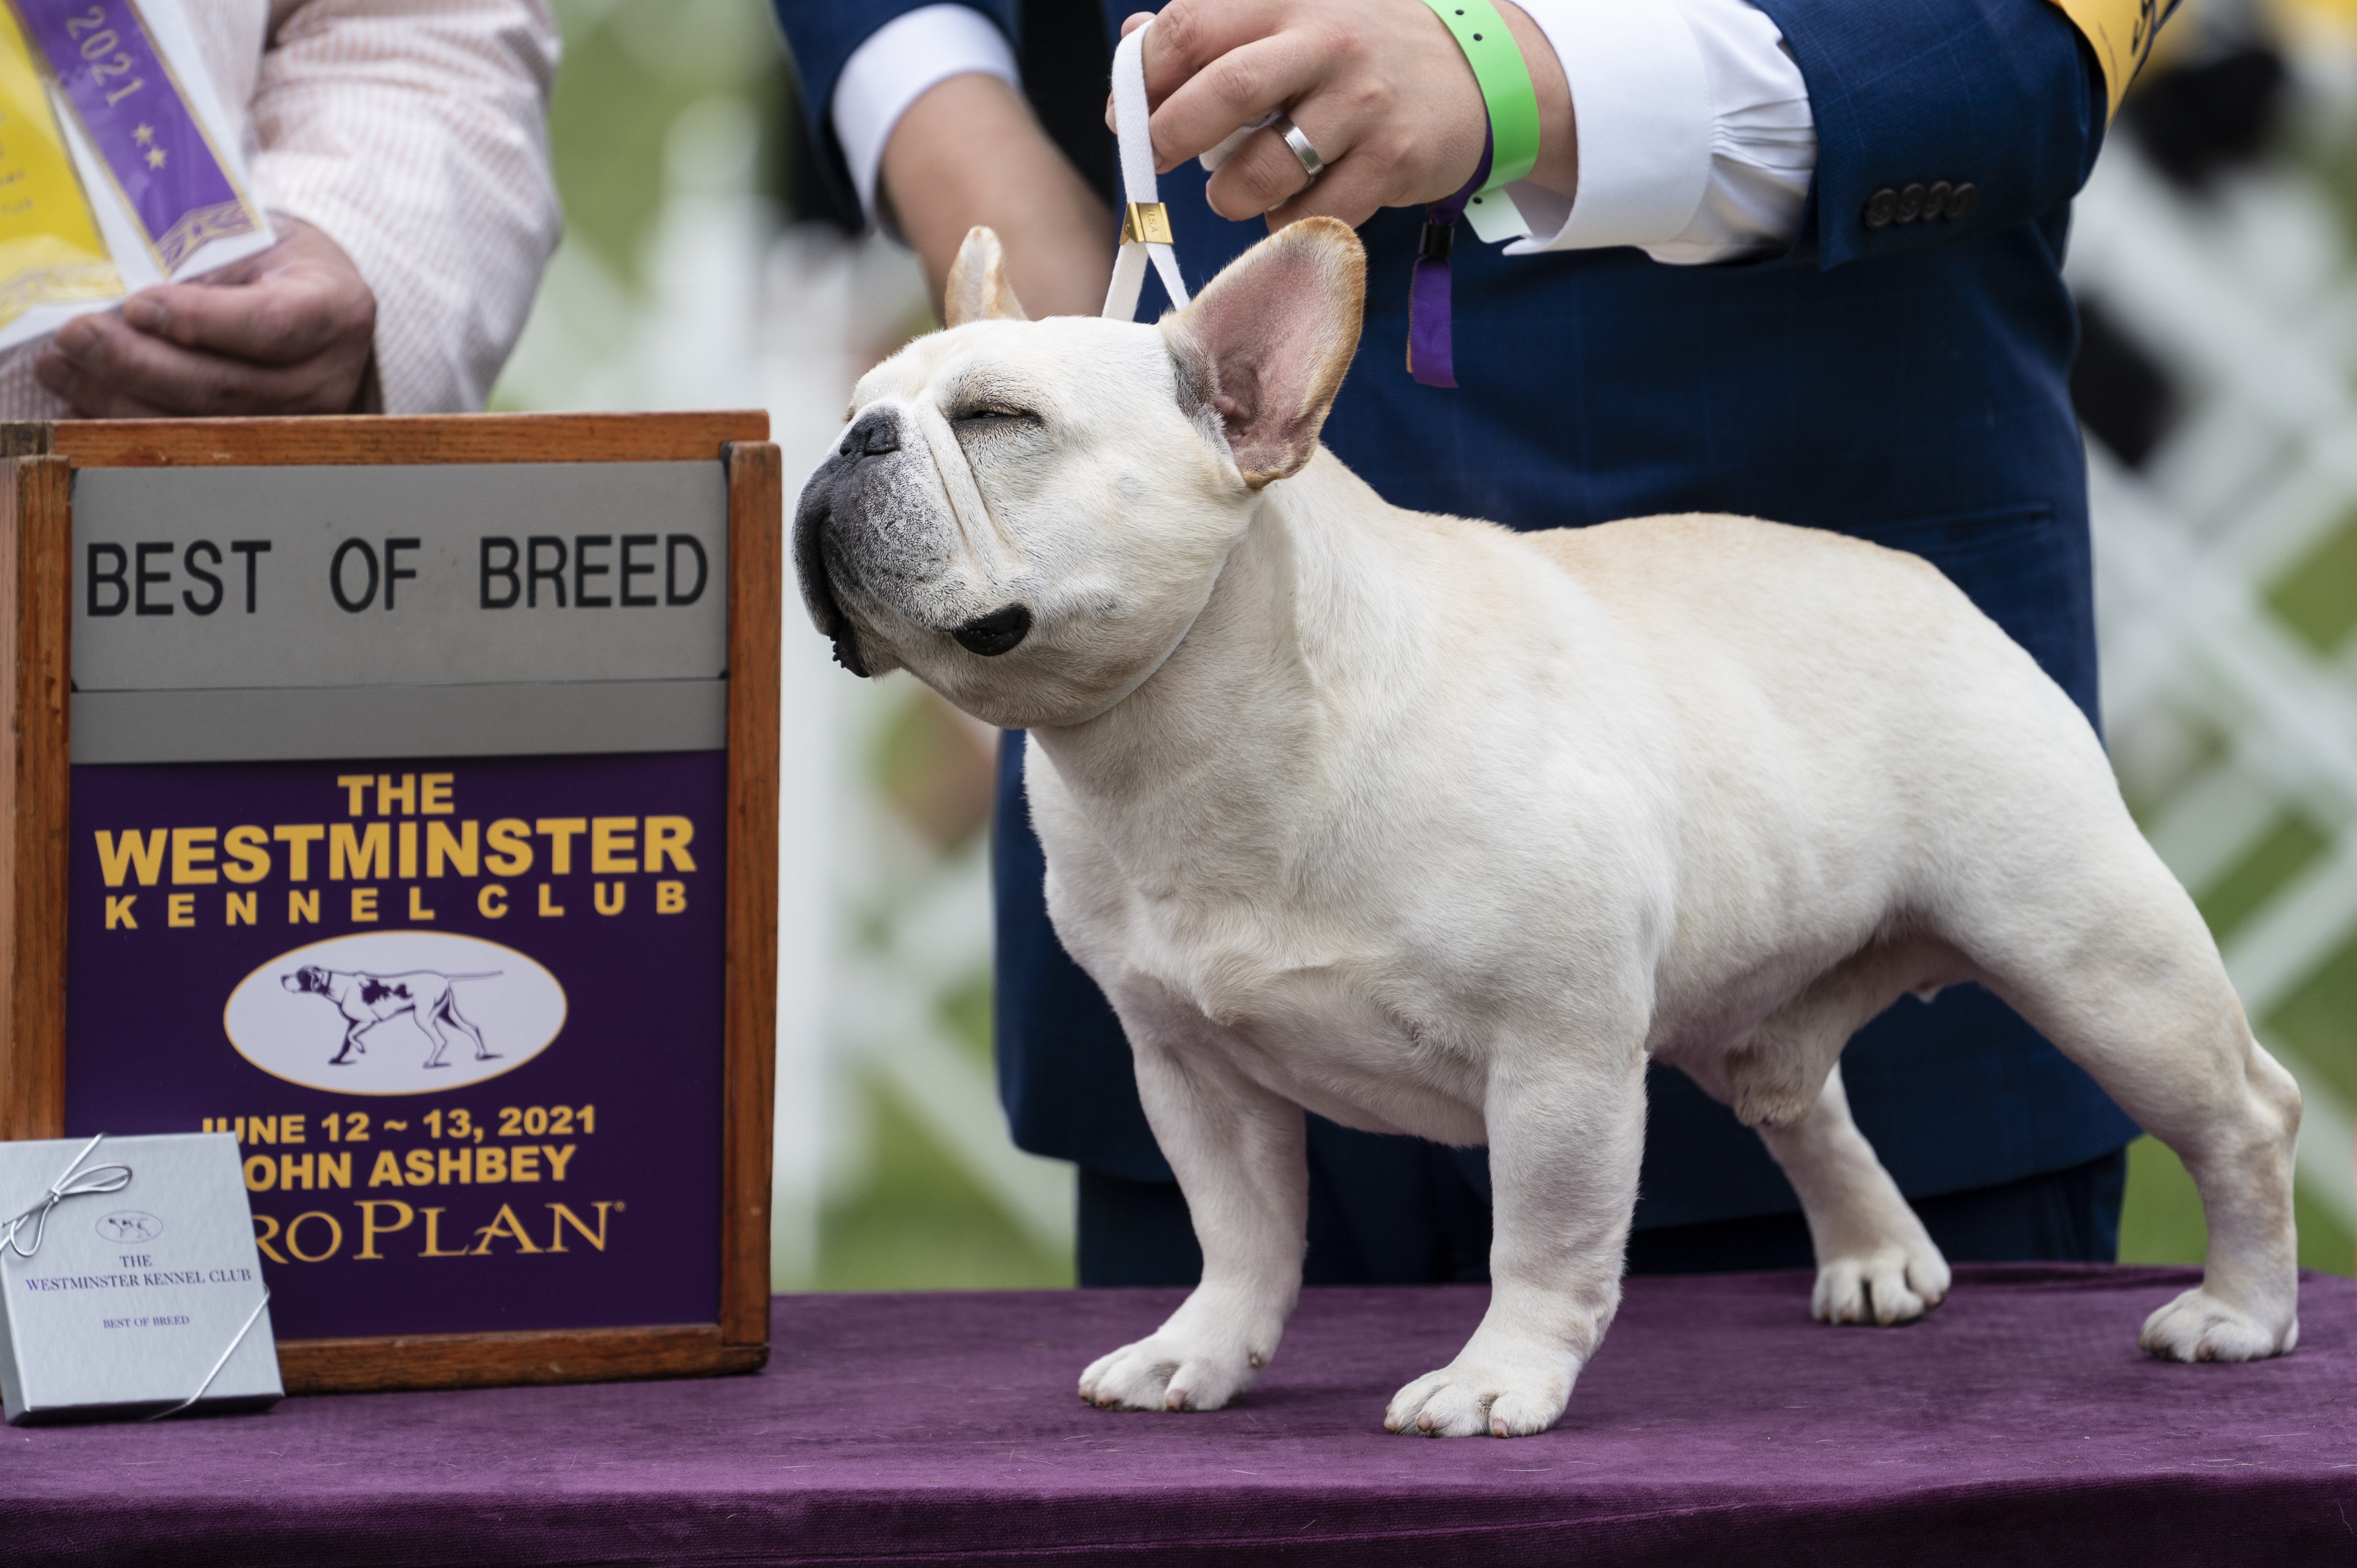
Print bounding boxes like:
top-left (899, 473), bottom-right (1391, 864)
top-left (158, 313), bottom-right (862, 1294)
top-left (37, 215), bottom-right (379, 416)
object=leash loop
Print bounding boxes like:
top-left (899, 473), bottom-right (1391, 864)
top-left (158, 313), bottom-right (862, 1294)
top-left (1103, 21), bottom-right (1191, 320)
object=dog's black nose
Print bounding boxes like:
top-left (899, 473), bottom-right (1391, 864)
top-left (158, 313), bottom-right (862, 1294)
top-left (952, 604), bottom-right (1033, 657)
top-left (840, 411), bottom-right (900, 460)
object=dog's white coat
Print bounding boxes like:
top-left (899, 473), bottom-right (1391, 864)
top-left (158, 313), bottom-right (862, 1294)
top-left (798, 221), bottom-right (2302, 1437)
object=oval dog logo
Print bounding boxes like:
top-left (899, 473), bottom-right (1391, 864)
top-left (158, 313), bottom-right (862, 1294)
top-left (96, 1211), bottom-right (162, 1244)
top-left (223, 932), bottom-right (566, 1096)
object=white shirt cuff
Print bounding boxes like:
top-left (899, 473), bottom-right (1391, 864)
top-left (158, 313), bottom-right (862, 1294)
top-left (833, 5), bottom-right (1020, 225)
top-left (1499, 0), bottom-right (1713, 255)
top-left (1646, 0), bottom-right (1815, 263)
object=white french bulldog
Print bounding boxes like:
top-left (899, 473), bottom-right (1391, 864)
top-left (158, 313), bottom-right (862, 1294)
top-left (793, 217), bottom-right (2301, 1438)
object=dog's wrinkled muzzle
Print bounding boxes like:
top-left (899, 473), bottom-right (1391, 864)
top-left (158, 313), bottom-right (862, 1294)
top-left (793, 414), bottom-right (902, 677)
top-left (791, 485), bottom-right (867, 677)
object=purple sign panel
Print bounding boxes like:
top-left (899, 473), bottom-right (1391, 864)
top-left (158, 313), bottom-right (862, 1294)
top-left (64, 751), bottom-right (728, 1341)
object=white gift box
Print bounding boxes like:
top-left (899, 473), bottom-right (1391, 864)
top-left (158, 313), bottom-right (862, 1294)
top-left (0, 1133), bottom-right (280, 1424)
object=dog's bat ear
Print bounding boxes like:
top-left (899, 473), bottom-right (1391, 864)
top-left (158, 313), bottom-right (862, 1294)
top-left (944, 227), bottom-right (1028, 328)
top-left (1160, 215), bottom-right (1365, 489)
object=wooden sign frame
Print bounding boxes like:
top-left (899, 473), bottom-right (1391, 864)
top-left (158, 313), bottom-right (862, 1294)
top-left (0, 412), bottom-right (779, 1394)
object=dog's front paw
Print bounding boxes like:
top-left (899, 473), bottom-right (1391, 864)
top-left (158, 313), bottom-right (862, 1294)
top-left (2139, 1286), bottom-right (2298, 1363)
top-left (1812, 1239), bottom-right (1949, 1327)
top-left (1384, 1353), bottom-right (1573, 1439)
top-left (1078, 1332), bottom-right (1261, 1413)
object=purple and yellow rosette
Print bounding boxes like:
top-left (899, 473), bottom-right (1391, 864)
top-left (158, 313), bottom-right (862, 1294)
top-left (11, 0), bottom-right (260, 273)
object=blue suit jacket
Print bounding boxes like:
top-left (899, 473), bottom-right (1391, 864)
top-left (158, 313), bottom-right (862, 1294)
top-left (775, 0), bottom-right (2142, 1224)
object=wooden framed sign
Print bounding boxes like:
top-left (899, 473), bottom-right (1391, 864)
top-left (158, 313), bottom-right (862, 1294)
top-left (0, 413), bottom-right (780, 1394)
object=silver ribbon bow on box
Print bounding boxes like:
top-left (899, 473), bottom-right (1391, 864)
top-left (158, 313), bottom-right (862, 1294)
top-left (0, 1133), bottom-right (132, 1261)
top-left (0, 1133), bottom-right (272, 1421)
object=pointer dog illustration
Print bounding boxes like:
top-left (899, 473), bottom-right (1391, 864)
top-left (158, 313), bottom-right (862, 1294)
top-left (281, 967), bottom-right (500, 1070)
top-left (793, 218), bottom-right (2302, 1437)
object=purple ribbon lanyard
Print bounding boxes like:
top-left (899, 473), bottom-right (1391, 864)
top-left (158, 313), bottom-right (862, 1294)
top-left (18, 0), bottom-right (257, 271)
top-left (1408, 128), bottom-right (1493, 389)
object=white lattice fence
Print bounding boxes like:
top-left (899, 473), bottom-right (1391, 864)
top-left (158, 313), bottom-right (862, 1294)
top-left (2070, 129), bottom-right (2357, 1234)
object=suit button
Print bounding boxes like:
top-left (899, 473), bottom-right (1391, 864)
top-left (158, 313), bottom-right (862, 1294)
top-left (1925, 180), bottom-right (1952, 219)
top-left (1864, 188), bottom-right (1897, 229)
top-left (1896, 183), bottom-right (1927, 223)
top-left (1945, 181), bottom-right (1978, 219)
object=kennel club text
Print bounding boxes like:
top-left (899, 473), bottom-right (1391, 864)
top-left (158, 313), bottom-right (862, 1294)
top-left (86, 771), bottom-right (701, 930)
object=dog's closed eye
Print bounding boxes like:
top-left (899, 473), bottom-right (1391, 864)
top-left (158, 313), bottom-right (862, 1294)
top-left (950, 405), bottom-right (1042, 431)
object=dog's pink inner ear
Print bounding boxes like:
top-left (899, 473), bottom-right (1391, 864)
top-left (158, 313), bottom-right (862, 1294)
top-left (1165, 217), bottom-right (1365, 489)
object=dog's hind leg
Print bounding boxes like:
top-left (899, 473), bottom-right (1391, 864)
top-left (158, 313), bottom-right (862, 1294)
top-left (417, 1015), bottom-right (453, 1069)
top-left (1955, 811), bottom-right (2301, 1361)
top-left (1707, 935), bottom-right (1963, 1326)
top-left (440, 998), bottom-right (497, 1061)
top-left (1753, 1064), bottom-right (1950, 1326)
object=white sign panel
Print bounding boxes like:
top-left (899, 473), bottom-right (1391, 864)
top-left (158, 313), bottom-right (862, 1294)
top-left (71, 462), bottom-right (730, 692)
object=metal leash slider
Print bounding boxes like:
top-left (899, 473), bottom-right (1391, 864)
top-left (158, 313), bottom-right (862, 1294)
top-left (1120, 201), bottom-right (1174, 247)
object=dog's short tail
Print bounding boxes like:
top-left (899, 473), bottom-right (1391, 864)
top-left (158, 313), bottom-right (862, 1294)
top-left (444, 971), bottom-right (503, 982)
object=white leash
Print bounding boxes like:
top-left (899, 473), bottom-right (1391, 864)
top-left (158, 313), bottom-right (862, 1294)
top-left (1103, 21), bottom-right (1191, 320)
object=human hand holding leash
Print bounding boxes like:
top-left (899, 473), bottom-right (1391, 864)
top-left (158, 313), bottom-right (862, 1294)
top-left (35, 216), bottom-right (378, 418)
top-left (1113, 0), bottom-right (1578, 231)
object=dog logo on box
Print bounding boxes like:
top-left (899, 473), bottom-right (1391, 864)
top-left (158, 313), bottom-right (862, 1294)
top-left (95, 1211), bottom-right (162, 1244)
top-left (224, 932), bottom-right (566, 1096)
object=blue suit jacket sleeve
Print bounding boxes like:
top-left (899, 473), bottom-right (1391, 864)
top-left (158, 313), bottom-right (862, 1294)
top-left (772, 0), bottom-right (1020, 217)
top-left (1753, 0), bottom-right (2108, 269)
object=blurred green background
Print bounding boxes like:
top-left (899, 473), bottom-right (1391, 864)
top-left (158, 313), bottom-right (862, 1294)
top-left (499, 0), bottom-right (2357, 1293)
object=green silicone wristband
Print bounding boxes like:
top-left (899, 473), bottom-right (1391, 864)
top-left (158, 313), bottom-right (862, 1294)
top-left (1417, 0), bottom-right (1541, 193)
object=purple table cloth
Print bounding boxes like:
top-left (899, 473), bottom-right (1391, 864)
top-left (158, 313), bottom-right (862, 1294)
top-left (13, 1265), bottom-right (2357, 1565)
